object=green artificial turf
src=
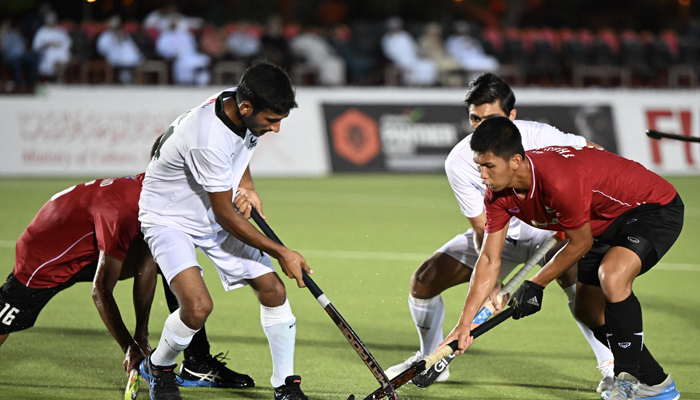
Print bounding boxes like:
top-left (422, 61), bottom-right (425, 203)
top-left (0, 175), bottom-right (698, 399)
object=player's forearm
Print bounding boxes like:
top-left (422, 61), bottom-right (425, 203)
top-left (458, 258), bottom-right (500, 328)
top-left (530, 236), bottom-right (591, 287)
top-left (93, 290), bottom-right (138, 353)
top-left (239, 166), bottom-right (255, 190)
top-left (132, 259), bottom-right (157, 345)
top-left (216, 206), bottom-right (288, 259)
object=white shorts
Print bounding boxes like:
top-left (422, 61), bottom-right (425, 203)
top-left (436, 224), bottom-right (554, 281)
top-left (142, 225), bottom-right (275, 291)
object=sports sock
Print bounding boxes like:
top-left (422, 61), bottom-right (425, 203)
top-left (183, 326), bottom-right (211, 359)
top-left (605, 292), bottom-right (643, 378)
top-left (408, 294), bottom-right (445, 355)
top-left (261, 299), bottom-right (296, 388)
top-left (563, 284), bottom-right (614, 366)
top-left (638, 345), bottom-right (667, 386)
top-left (592, 324), bottom-right (609, 348)
top-left (151, 310), bottom-right (200, 367)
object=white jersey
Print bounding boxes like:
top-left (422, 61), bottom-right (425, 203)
top-left (445, 119), bottom-right (586, 240)
top-left (139, 89), bottom-right (259, 237)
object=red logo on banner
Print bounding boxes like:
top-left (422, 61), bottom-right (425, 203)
top-left (645, 110), bottom-right (694, 166)
top-left (330, 109), bottom-right (381, 166)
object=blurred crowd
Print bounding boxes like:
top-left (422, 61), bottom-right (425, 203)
top-left (1, 4), bottom-right (700, 93)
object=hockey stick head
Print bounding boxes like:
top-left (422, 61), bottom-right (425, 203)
top-left (646, 130), bottom-right (663, 140)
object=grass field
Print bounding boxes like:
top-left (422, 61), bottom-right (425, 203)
top-left (0, 174), bottom-right (698, 400)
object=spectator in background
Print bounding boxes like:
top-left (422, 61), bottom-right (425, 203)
top-left (381, 16), bottom-right (438, 86)
top-left (329, 24), bottom-right (373, 85)
top-left (32, 12), bottom-right (71, 81)
top-left (156, 17), bottom-right (211, 85)
top-left (418, 22), bottom-right (462, 86)
top-left (226, 21), bottom-right (261, 64)
top-left (446, 20), bottom-right (499, 81)
top-left (1, 19), bottom-right (39, 92)
top-left (97, 16), bottom-right (144, 84)
top-left (290, 25), bottom-right (346, 86)
top-left (199, 24), bottom-right (228, 62)
top-left (260, 15), bottom-right (292, 70)
top-left (143, 3), bottom-right (203, 33)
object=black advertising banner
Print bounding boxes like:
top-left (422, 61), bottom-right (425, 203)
top-left (322, 103), bottom-right (617, 173)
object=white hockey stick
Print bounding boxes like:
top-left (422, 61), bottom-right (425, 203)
top-left (471, 234), bottom-right (558, 325)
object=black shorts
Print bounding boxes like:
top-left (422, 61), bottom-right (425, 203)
top-left (0, 263), bottom-right (97, 335)
top-left (577, 194), bottom-right (684, 286)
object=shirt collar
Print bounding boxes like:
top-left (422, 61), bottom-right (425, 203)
top-left (526, 155), bottom-right (536, 199)
top-left (215, 91), bottom-right (247, 140)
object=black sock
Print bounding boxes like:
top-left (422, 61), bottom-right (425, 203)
top-left (638, 344), bottom-right (667, 386)
top-left (605, 292), bottom-right (643, 378)
top-left (184, 326), bottom-right (211, 359)
top-left (591, 324), bottom-right (610, 348)
top-left (161, 274), bottom-right (212, 359)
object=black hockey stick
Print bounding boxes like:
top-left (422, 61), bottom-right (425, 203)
top-left (358, 307), bottom-right (516, 400)
top-left (250, 208), bottom-right (398, 400)
top-left (646, 129), bottom-right (700, 143)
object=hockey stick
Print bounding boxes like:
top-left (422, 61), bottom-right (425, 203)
top-left (249, 208), bottom-right (398, 400)
top-left (472, 234), bottom-right (558, 325)
top-left (646, 129), bottom-right (700, 143)
top-left (359, 307), bottom-right (516, 400)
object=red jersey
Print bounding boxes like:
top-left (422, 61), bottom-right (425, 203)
top-left (484, 147), bottom-right (677, 237)
top-left (14, 174), bottom-right (145, 289)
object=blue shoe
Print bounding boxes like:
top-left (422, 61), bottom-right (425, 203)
top-left (637, 374), bottom-right (680, 400)
top-left (140, 356), bottom-right (182, 400)
top-left (601, 373), bottom-right (680, 400)
top-left (178, 352), bottom-right (254, 388)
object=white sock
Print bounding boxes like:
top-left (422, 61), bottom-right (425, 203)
top-left (151, 309), bottom-right (199, 366)
top-left (563, 284), bottom-right (614, 366)
top-left (409, 294), bottom-right (445, 355)
top-left (261, 299), bottom-right (296, 388)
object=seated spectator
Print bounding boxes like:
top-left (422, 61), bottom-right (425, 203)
top-left (445, 20), bottom-right (499, 80)
top-left (260, 14), bottom-right (292, 70)
top-left (1, 19), bottom-right (39, 92)
top-left (380, 16), bottom-right (438, 86)
top-left (225, 21), bottom-right (261, 63)
top-left (290, 25), bottom-right (346, 85)
top-left (143, 3), bottom-right (203, 33)
top-left (199, 24), bottom-right (228, 62)
top-left (156, 16), bottom-right (211, 85)
top-left (96, 16), bottom-right (144, 83)
top-left (31, 12), bottom-right (71, 81)
top-left (329, 23), bottom-right (373, 85)
top-left (418, 22), bottom-right (462, 85)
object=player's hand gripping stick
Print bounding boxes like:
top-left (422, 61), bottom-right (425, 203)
top-left (360, 307), bottom-right (516, 400)
top-left (249, 208), bottom-right (399, 400)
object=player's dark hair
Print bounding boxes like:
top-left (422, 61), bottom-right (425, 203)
top-left (463, 73), bottom-right (515, 115)
top-left (470, 116), bottom-right (525, 161)
top-left (236, 61), bottom-right (298, 115)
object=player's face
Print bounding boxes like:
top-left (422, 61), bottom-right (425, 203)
top-left (468, 101), bottom-right (513, 130)
top-left (242, 109), bottom-right (290, 137)
top-left (473, 151), bottom-right (515, 192)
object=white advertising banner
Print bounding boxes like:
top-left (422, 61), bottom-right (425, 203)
top-left (0, 86), bottom-right (698, 177)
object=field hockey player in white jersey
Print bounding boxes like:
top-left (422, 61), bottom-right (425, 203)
top-left (386, 73), bottom-right (616, 393)
top-left (138, 62), bottom-right (312, 400)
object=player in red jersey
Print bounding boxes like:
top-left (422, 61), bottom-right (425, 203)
top-left (0, 173), bottom-right (156, 373)
top-left (442, 117), bottom-right (682, 400)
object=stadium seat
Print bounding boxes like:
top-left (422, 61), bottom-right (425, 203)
top-left (619, 30), bottom-right (653, 85)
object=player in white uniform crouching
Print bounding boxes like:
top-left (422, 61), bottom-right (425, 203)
top-left (386, 73), bottom-right (616, 393)
top-left (138, 62), bottom-right (311, 400)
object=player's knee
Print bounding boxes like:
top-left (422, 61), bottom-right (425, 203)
top-left (259, 279), bottom-right (287, 307)
top-left (181, 296), bottom-right (213, 327)
top-left (411, 258), bottom-right (439, 298)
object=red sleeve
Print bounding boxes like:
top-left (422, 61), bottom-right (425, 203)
top-left (545, 171), bottom-right (591, 231)
top-left (92, 185), bottom-right (141, 262)
top-left (484, 189), bottom-right (512, 234)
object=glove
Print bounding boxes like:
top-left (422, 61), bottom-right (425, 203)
top-left (510, 280), bottom-right (544, 320)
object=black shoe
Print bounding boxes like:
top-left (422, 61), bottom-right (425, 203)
top-left (179, 352), bottom-right (255, 388)
top-left (274, 375), bottom-right (309, 400)
top-left (140, 355), bottom-right (183, 400)
top-left (411, 353), bottom-right (455, 388)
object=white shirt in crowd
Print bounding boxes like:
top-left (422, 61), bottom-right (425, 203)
top-left (97, 30), bottom-right (143, 68)
top-left (445, 119), bottom-right (586, 240)
top-left (32, 25), bottom-right (71, 77)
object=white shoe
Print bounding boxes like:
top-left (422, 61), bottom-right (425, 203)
top-left (385, 352), bottom-right (423, 380)
top-left (607, 372), bottom-right (639, 400)
top-left (598, 360), bottom-right (615, 394)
